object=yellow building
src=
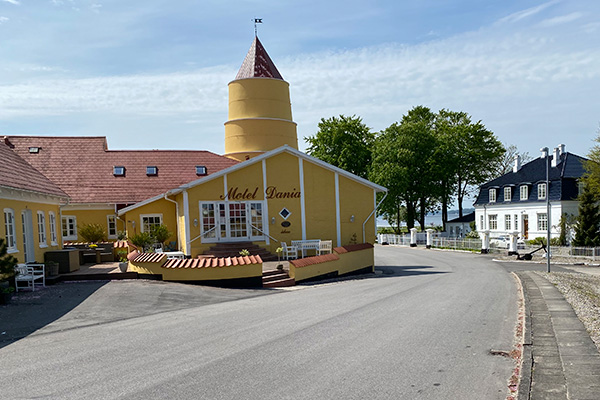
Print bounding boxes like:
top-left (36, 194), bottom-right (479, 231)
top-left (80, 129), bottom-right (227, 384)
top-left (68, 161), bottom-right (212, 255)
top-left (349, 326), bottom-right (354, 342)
top-left (1, 139), bottom-right (68, 264)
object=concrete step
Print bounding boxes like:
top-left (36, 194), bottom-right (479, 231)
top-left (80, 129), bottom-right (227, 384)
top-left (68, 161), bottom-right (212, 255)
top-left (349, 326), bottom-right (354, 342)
top-left (263, 277), bottom-right (296, 288)
top-left (262, 269), bottom-right (295, 288)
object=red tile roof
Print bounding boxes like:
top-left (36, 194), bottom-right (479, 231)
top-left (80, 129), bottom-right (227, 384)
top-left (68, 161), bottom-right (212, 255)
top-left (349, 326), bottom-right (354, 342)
top-left (235, 36), bottom-right (283, 80)
top-left (333, 243), bottom-right (374, 254)
top-left (5, 136), bottom-right (238, 204)
top-left (290, 253), bottom-right (339, 268)
top-left (163, 255), bottom-right (262, 268)
top-left (0, 139), bottom-right (68, 198)
top-left (132, 252), bottom-right (167, 263)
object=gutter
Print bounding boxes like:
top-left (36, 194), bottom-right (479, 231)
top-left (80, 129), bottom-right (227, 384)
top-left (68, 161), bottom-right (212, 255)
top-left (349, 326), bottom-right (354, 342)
top-left (163, 192), bottom-right (180, 251)
top-left (363, 192), bottom-right (388, 243)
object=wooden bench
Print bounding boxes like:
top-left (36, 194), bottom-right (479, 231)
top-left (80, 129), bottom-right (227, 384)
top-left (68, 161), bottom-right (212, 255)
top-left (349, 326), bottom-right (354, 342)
top-left (14, 263), bottom-right (45, 292)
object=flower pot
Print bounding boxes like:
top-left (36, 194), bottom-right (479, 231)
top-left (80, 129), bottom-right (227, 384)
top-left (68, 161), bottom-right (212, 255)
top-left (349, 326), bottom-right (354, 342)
top-left (0, 292), bottom-right (13, 305)
top-left (118, 262), bottom-right (128, 273)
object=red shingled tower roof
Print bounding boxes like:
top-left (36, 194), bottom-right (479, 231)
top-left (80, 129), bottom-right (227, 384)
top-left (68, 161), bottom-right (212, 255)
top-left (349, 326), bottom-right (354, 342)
top-left (235, 36), bottom-right (283, 80)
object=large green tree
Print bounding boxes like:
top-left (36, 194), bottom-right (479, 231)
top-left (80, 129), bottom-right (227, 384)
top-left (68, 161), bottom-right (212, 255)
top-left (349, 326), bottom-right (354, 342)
top-left (305, 115), bottom-right (374, 179)
top-left (573, 183), bottom-right (600, 247)
top-left (370, 106), bottom-right (439, 231)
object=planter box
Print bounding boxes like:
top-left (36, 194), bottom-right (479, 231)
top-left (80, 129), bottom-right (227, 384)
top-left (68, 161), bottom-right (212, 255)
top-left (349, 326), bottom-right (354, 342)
top-left (44, 249), bottom-right (80, 274)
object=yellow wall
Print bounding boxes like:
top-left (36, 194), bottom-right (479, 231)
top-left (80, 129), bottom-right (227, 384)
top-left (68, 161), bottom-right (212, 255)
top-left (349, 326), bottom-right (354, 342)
top-left (62, 208), bottom-right (125, 242)
top-left (338, 175), bottom-right (376, 245)
top-left (128, 260), bottom-right (262, 282)
top-left (121, 199), bottom-right (177, 245)
top-left (288, 247), bottom-right (374, 282)
top-left (303, 160), bottom-right (337, 243)
top-left (1, 198), bottom-right (62, 264)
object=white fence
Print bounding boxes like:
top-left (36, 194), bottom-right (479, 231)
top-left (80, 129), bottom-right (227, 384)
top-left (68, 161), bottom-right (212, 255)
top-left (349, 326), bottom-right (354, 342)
top-left (377, 233), bottom-right (600, 261)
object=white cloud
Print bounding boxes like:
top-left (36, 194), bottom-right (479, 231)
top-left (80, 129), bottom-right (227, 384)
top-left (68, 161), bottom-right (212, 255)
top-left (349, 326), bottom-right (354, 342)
top-left (538, 12), bottom-right (583, 27)
top-left (496, 0), bottom-right (559, 24)
top-left (0, 16), bottom-right (8, 24)
top-left (2, 0), bottom-right (20, 5)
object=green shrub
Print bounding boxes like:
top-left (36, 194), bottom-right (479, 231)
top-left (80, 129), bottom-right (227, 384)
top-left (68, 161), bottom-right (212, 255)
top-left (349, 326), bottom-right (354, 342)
top-left (79, 223), bottom-right (106, 243)
top-left (466, 230), bottom-right (480, 239)
top-left (0, 238), bottom-right (18, 281)
top-left (151, 224), bottom-right (171, 246)
top-left (129, 232), bottom-right (154, 252)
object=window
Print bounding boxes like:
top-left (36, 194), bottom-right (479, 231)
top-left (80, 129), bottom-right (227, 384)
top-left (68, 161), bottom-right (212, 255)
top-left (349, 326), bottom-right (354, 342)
top-left (489, 215), bottom-right (498, 230)
top-left (146, 166), bottom-right (158, 176)
top-left (28, 147), bottom-right (40, 153)
top-left (514, 214), bottom-right (519, 231)
top-left (107, 215), bottom-right (117, 238)
top-left (141, 214), bottom-right (162, 233)
top-left (489, 189), bottom-right (496, 203)
top-left (37, 211), bottom-right (47, 247)
top-left (504, 187), bottom-right (511, 202)
top-left (201, 204), bottom-right (216, 239)
top-left (62, 216), bottom-right (77, 240)
top-left (250, 202), bottom-right (264, 237)
top-left (195, 165), bottom-right (207, 176)
top-left (578, 181), bottom-right (584, 197)
top-left (538, 183), bottom-right (547, 200)
top-left (537, 213), bottom-right (548, 231)
top-left (49, 212), bottom-right (58, 245)
top-left (480, 215), bottom-right (484, 231)
top-left (505, 215), bottom-right (511, 231)
top-left (113, 166), bottom-right (125, 176)
top-left (520, 185), bottom-right (528, 200)
top-left (3, 208), bottom-right (17, 252)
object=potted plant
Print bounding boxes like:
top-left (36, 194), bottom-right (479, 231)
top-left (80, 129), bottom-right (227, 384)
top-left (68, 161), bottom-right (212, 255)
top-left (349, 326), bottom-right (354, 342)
top-left (118, 256), bottom-right (128, 273)
top-left (0, 286), bottom-right (15, 305)
top-left (276, 247), bottom-right (284, 270)
top-left (46, 261), bottom-right (59, 277)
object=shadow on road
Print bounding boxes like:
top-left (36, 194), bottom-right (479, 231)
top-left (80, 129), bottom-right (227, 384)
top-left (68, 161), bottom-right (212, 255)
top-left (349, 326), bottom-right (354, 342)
top-left (376, 265), bottom-right (447, 277)
top-left (0, 281), bottom-right (108, 349)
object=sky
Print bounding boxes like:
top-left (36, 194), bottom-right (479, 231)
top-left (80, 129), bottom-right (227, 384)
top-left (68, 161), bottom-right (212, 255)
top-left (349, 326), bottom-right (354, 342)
top-left (1, 0), bottom-right (599, 160)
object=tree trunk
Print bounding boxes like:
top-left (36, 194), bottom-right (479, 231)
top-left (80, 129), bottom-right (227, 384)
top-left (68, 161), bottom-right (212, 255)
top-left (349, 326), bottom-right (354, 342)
top-left (406, 201), bottom-right (415, 230)
top-left (419, 197), bottom-right (426, 231)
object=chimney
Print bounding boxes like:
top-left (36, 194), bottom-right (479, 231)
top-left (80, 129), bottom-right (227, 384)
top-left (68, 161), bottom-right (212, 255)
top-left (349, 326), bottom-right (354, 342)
top-left (3, 136), bottom-right (14, 148)
top-left (513, 154), bottom-right (521, 173)
top-left (551, 147), bottom-right (560, 167)
top-left (558, 143), bottom-right (565, 155)
top-left (540, 147), bottom-right (548, 159)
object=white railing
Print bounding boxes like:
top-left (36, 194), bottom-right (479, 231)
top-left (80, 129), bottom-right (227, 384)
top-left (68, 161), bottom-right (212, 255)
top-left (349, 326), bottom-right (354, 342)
top-left (432, 237), bottom-right (482, 251)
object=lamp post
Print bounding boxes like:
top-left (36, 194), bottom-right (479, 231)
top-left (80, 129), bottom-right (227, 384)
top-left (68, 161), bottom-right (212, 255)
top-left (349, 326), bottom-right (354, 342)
top-left (541, 147), bottom-right (551, 273)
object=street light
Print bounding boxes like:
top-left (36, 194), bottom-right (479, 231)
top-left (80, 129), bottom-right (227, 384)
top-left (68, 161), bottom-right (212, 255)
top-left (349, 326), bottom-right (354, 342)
top-left (541, 147), bottom-right (551, 273)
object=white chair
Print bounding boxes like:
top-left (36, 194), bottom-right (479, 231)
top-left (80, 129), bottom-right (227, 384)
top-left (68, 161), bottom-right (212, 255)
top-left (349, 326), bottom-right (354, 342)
top-left (14, 263), bottom-right (45, 292)
top-left (281, 242), bottom-right (298, 260)
top-left (318, 240), bottom-right (333, 255)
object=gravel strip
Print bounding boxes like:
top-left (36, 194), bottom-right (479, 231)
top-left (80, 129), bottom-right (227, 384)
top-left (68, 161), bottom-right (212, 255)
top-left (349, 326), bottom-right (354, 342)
top-left (537, 271), bottom-right (600, 352)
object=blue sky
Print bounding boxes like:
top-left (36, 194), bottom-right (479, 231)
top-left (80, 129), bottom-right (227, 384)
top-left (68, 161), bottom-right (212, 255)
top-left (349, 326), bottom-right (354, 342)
top-left (1, 0), bottom-right (599, 159)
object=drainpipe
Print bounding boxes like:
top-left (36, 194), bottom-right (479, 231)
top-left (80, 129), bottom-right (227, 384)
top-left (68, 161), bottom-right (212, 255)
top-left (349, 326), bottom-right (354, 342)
top-left (163, 192), bottom-right (180, 251)
top-left (59, 198), bottom-right (70, 247)
top-left (362, 192), bottom-right (388, 243)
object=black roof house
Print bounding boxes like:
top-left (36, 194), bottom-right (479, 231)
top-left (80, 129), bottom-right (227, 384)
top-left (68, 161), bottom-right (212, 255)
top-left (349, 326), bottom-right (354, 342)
top-left (474, 150), bottom-right (586, 205)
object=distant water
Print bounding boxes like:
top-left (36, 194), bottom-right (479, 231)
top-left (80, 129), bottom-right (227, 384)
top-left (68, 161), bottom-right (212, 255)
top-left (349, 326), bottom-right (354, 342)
top-left (377, 210), bottom-right (470, 228)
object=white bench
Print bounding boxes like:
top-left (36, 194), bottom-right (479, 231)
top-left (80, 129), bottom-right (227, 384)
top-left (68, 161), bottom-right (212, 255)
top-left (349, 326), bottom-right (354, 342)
top-left (292, 239), bottom-right (321, 258)
top-left (14, 263), bottom-right (45, 292)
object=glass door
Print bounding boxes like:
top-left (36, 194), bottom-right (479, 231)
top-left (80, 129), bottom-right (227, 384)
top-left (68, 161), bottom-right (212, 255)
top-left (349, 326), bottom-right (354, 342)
top-left (21, 210), bottom-right (35, 263)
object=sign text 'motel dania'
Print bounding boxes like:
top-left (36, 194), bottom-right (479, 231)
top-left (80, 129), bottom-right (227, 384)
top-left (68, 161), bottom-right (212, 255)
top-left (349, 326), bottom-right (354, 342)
top-left (220, 186), bottom-right (301, 201)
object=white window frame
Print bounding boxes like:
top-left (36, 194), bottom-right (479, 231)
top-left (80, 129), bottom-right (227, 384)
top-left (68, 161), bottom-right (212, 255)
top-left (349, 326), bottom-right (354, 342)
top-left (537, 213), bottom-right (548, 231)
top-left (49, 211), bottom-right (58, 246)
top-left (538, 183), bottom-right (547, 200)
top-left (578, 181), bottom-right (585, 197)
top-left (489, 189), bottom-right (496, 203)
top-left (504, 187), bottom-right (511, 202)
top-left (37, 211), bottom-right (47, 248)
top-left (480, 215), bottom-right (484, 231)
top-left (107, 215), bottom-right (118, 239)
top-left (505, 214), bottom-right (511, 231)
top-left (140, 214), bottom-right (163, 233)
top-left (489, 214), bottom-right (498, 230)
top-left (3, 208), bottom-right (17, 253)
top-left (62, 215), bottom-right (77, 241)
top-left (520, 185), bottom-right (528, 200)
top-left (199, 201), bottom-right (266, 243)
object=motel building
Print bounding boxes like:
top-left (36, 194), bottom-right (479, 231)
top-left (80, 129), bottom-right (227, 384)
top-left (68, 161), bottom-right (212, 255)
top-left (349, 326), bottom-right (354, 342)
top-left (2, 36), bottom-right (386, 287)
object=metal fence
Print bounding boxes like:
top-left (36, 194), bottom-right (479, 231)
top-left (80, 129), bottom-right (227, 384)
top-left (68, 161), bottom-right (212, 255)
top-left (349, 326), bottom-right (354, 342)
top-left (377, 233), bottom-right (600, 261)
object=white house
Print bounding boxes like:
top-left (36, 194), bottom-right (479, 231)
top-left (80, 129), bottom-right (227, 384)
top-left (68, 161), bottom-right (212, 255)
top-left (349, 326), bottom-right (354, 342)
top-left (447, 211), bottom-right (474, 238)
top-left (474, 144), bottom-right (585, 242)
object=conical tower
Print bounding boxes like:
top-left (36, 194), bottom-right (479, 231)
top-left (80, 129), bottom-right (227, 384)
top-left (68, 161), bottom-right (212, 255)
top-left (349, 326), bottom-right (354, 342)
top-left (224, 36), bottom-right (298, 161)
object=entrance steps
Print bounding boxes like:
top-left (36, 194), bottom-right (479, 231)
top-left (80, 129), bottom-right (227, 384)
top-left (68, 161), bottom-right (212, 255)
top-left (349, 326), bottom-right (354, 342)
top-left (262, 269), bottom-right (295, 288)
top-left (203, 242), bottom-right (278, 261)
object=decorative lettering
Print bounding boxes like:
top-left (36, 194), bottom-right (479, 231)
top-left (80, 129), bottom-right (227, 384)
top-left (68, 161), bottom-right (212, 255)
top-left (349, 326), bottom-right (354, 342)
top-left (220, 187), bottom-right (259, 201)
top-left (265, 186), bottom-right (301, 199)
top-left (280, 229), bottom-right (291, 234)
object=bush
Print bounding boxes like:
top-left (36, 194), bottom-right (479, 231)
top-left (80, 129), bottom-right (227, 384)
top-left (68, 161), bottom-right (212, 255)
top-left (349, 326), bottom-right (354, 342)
top-left (151, 224), bottom-right (171, 246)
top-left (466, 230), bottom-right (480, 239)
top-left (528, 237), bottom-right (561, 246)
top-left (129, 232), bottom-right (154, 252)
top-left (0, 238), bottom-right (18, 281)
top-left (79, 223), bottom-right (106, 243)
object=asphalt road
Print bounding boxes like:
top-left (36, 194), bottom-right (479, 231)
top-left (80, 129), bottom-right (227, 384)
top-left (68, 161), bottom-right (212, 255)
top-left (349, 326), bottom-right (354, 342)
top-left (0, 246), bottom-right (518, 399)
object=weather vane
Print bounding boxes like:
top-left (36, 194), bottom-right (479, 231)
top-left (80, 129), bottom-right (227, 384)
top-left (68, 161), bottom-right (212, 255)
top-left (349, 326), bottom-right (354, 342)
top-left (253, 18), bottom-right (262, 36)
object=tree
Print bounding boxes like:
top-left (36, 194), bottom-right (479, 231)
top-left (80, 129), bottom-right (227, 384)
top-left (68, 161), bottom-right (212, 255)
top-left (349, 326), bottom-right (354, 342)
top-left (491, 143), bottom-right (532, 178)
top-left (151, 224), bottom-right (172, 247)
top-left (572, 183), bottom-right (600, 247)
top-left (305, 115), bottom-right (374, 179)
top-left (436, 109), bottom-right (504, 218)
top-left (583, 128), bottom-right (600, 197)
top-left (79, 223), bottom-right (106, 243)
top-left (371, 106), bottom-right (439, 231)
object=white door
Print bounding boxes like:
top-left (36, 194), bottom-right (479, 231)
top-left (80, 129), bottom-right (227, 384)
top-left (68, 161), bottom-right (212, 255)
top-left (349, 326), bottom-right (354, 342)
top-left (21, 210), bottom-right (35, 263)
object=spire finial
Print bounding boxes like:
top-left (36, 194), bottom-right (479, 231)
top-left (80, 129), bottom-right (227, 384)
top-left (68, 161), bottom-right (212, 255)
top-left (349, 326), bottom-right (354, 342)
top-left (253, 18), bottom-right (262, 36)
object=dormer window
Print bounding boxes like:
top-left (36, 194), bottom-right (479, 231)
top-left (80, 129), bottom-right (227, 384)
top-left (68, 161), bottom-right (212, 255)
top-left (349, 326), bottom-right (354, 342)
top-left (489, 188), bottom-right (496, 203)
top-left (504, 187), bottom-right (511, 202)
top-left (520, 185), bottom-right (528, 200)
top-left (28, 147), bottom-right (40, 153)
top-left (538, 183), bottom-right (547, 200)
top-left (195, 165), bottom-right (207, 176)
top-left (146, 166), bottom-right (158, 176)
top-left (113, 166), bottom-right (125, 176)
